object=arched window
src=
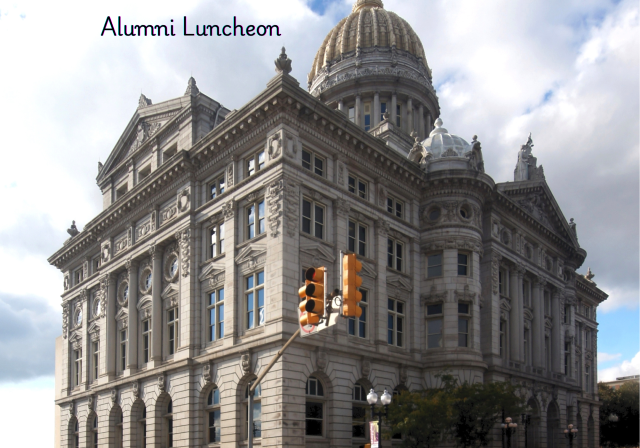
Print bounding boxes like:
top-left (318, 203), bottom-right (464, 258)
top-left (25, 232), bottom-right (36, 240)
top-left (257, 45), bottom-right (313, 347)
top-left (72, 419), bottom-right (79, 448)
top-left (305, 376), bottom-right (325, 437)
top-left (244, 382), bottom-right (261, 439)
top-left (115, 412), bottom-right (123, 448)
top-left (166, 400), bottom-right (174, 448)
top-left (91, 415), bottom-right (98, 448)
top-left (138, 406), bottom-right (147, 448)
top-left (206, 387), bottom-right (221, 443)
top-left (352, 383), bottom-right (369, 439)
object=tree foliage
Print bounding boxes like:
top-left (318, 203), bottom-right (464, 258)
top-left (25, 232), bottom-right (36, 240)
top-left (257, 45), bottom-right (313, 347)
top-left (599, 381), bottom-right (640, 448)
top-left (385, 374), bottom-right (526, 448)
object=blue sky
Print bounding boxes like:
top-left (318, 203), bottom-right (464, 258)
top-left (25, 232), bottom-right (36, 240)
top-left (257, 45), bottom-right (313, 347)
top-left (0, 0), bottom-right (638, 445)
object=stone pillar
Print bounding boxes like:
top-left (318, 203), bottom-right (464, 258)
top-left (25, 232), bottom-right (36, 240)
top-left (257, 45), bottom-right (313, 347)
top-left (373, 92), bottom-right (380, 127)
top-left (427, 112), bottom-right (433, 135)
top-left (81, 291), bottom-right (89, 388)
top-left (551, 291), bottom-right (562, 373)
top-left (509, 268), bottom-right (522, 362)
top-left (374, 219), bottom-right (390, 347)
top-left (355, 94), bottom-right (362, 127)
top-left (418, 104), bottom-right (425, 140)
top-left (126, 259), bottom-right (138, 371)
top-left (400, 102), bottom-right (407, 132)
top-left (106, 274), bottom-right (117, 377)
top-left (151, 246), bottom-right (163, 362)
top-left (391, 93), bottom-right (397, 126)
top-left (533, 278), bottom-right (546, 368)
top-left (406, 98), bottom-right (413, 133)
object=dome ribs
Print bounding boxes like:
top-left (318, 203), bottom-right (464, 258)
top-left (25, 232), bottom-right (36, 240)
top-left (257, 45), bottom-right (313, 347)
top-left (378, 8), bottom-right (396, 47)
top-left (371, 8), bottom-right (379, 47)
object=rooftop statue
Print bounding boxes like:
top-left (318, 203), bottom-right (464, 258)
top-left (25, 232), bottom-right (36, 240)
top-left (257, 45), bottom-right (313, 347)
top-left (275, 47), bottom-right (292, 75)
top-left (67, 221), bottom-right (79, 237)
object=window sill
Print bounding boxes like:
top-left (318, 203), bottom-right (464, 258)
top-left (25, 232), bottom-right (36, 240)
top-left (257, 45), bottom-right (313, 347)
top-left (201, 253), bottom-right (226, 267)
top-left (237, 233), bottom-right (267, 250)
top-left (386, 267), bottom-right (410, 278)
top-left (241, 326), bottom-right (265, 338)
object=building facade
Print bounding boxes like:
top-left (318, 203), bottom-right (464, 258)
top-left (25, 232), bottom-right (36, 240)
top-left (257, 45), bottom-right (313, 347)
top-left (51, 1), bottom-right (608, 447)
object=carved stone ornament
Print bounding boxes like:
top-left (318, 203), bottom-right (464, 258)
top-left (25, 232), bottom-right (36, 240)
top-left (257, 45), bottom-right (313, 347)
top-left (491, 253), bottom-right (502, 295)
top-left (316, 349), bottom-right (328, 372)
top-left (222, 200), bottom-right (235, 221)
top-left (399, 365), bottom-right (408, 385)
top-left (274, 46), bottom-right (292, 74)
top-left (62, 303), bottom-right (69, 339)
top-left (337, 161), bottom-right (345, 186)
top-left (334, 199), bottom-right (350, 217)
top-left (203, 363), bottom-right (212, 384)
top-left (284, 180), bottom-right (299, 238)
top-left (110, 389), bottom-right (117, 403)
top-left (375, 219), bottom-right (390, 236)
top-left (362, 360), bottom-right (371, 378)
top-left (421, 286), bottom-right (450, 305)
top-left (268, 132), bottom-right (282, 160)
top-left (226, 162), bottom-right (234, 189)
top-left (241, 352), bottom-right (251, 375)
top-left (68, 402), bottom-right (75, 418)
top-left (177, 188), bottom-right (190, 213)
top-left (64, 273), bottom-right (70, 291)
top-left (158, 375), bottom-right (166, 392)
top-left (266, 179), bottom-right (284, 237)
top-left (454, 285), bottom-right (478, 305)
top-left (377, 184), bottom-right (387, 207)
top-left (132, 381), bottom-right (140, 398)
top-left (175, 228), bottom-right (191, 277)
top-left (87, 395), bottom-right (95, 411)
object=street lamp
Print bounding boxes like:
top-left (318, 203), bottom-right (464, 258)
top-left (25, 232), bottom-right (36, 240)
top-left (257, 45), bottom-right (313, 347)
top-left (501, 416), bottom-right (518, 448)
top-left (563, 423), bottom-right (578, 447)
top-left (608, 413), bottom-right (619, 423)
top-left (367, 388), bottom-right (392, 439)
top-left (521, 414), bottom-right (531, 448)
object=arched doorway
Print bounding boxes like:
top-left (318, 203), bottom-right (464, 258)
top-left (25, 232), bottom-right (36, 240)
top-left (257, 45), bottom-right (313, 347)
top-left (587, 415), bottom-right (594, 448)
top-left (576, 413), bottom-right (583, 448)
top-left (526, 398), bottom-right (540, 448)
top-left (547, 401), bottom-right (560, 448)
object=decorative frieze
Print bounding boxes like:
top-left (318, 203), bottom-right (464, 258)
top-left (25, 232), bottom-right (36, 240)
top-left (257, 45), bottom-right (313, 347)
top-left (175, 228), bottom-right (191, 277)
top-left (284, 180), bottom-right (299, 238)
top-left (222, 200), bottom-right (235, 221)
top-left (160, 202), bottom-right (179, 226)
top-left (266, 179), bottom-right (284, 237)
top-left (333, 198), bottom-right (350, 217)
top-left (421, 286), bottom-right (449, 305)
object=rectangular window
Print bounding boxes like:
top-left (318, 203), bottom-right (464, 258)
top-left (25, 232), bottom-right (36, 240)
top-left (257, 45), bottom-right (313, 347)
top-left (120, 330), bottom-right (127, 372)
top-left (349, 106), bottom-right (355, 123)
top-left (138, 165), bottom-right (151, 183)
top-left (524, 329), bottom-right (530, 366)
top-left (246, 150), bottom-right (265, 177)
top-left (301, 149), bottom-right (325, 177)
top-left (364, 103), bottom-right (371, 131)
top-left (380, 102), bottom-right (387, 122)
top-left (92, 257), bottom-right (100, 275)
top-left (386, 196), bottom-right (404, 219)
top-left (168, 308), bottom-right (178, 355)
top-left (246, 200), bottom-right (265, 239)
top-left (458, 253), bottom-right (469, 276)
top-left (396, 104), bottom-right (402, 127)
top-left (116, 183), bottom-right (128, 200)
top-left (564, 342), bottom-right (571, 375)
top-left (74, 268), bottom-right (83, 286)
top-left (348, 220), bottom-right (367, 256)
top-left (92, 341), bottom-right (99, 382)
top-left (74, 349), bottom-right (82, 386)
top-left (208, 222), bottom-right (225, 259)
top-left (427, 304), bottom-right (443, 349)
top-left (246, 271), bottom-right (265, 329)
top-left (458, 303), bottom-right (470, 347)
top-left (348, 289), bottom-right (368, 338)
top-left (348, 175), bottom-right (368, 200)
top-left (209, 175), bottom-right (225, 200)
top-left (142, 319), bottom-right (151, 364)
top-left (302, 199), bottom-right (325, 239)
top-left (499, 321), bottom-right (506, 357)
top-left (499, 270), bottom-right (504, 295)
top-left (387, 238), bottom-right (403, 271)
top-left (207, 288), bottom-right (225, 342)
top-left (585, 366), bottom-right (590, 392)
top-left (387, 299), bottom-right (405, 347)
top-left (427, 253), bottom-right (442, 278)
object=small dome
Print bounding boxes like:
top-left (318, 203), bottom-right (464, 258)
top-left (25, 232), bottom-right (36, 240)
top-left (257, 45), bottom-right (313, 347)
top-left (421, 118), bottom-right (471, 158)
top-left (308, 0), bottom-right (428, 84)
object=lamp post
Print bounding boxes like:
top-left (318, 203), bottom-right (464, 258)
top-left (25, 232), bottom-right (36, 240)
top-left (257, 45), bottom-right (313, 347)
top-left (501, 416), bottom-right (518, 448)
top-left (563, 423), bottom-right (578, 447)
top-left (521, 413), bottom-right (531, 448)
top-left (608, 413), bottom-right (619, 423)
top-left (367, 388), bottom-right (392, 444)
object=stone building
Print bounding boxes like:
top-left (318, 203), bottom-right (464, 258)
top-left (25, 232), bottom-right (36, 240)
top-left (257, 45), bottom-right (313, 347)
top-left (51, 1), bottom-right (608, 447)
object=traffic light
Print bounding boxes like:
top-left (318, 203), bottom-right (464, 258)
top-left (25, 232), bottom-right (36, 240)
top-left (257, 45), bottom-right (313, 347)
top-left (342, 254), bottom-right (363, 317)
top-left (299, 267), bottom-right (325, 326)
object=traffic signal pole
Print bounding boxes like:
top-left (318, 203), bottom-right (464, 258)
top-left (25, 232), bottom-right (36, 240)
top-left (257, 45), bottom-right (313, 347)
top-left (248, 328), bottom-right (301, 448)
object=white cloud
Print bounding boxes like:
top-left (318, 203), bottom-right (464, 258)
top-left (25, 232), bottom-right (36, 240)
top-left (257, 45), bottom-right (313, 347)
top-left (598, 352), bottom-right (622, 363)
top-left (598, 351), bottom-right (640, 382)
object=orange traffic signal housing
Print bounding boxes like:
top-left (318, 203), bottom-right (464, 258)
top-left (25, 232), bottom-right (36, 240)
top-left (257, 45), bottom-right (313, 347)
top-left (299, 267), bottom-right (326, 327)
top-left (342, 254), bottom-right (363, 317)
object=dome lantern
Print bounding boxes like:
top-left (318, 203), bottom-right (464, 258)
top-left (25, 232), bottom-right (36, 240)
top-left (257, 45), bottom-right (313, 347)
top-left (352, 0), bottom-right (384, 13)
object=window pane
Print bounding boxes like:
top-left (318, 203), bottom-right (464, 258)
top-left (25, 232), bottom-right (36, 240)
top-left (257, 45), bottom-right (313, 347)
top-left (258, 289), bottom-right (265, 308)
top-left (306, 402), bottom-right (323, 419)
top-left (247, 159), bottom-right (255, 176)
top-left (218, 288), bottom-right (224, 302)
top-left (428, 334), bottom-right (442, 349)
top-left (458, 318), bottom-right (468, 333)
top-left (348, 176), bottom-right (356, 193)
top-left (388, 299), bottom-right (394, 310)
top-left (458, 303), bottom-right (469, 314)
top-left (257, 271), bottom-right (264, 285)
top-left (219, 178), bottom-right (225, 194)
top-left (387, 198), bottom-right (393, 213)
top-left (459, 334), bottom-right (468, 347)
top-left (458, 264), bottom-right (468, 276)
top-left (258, 151), bottom-right (265, 169)
top-left (396, 202), bottom-right (402, 218)
top-left (209, 293), bottom-right (216, 306)
top-left (358, 225), bottom-right (366, 256)
top-left (427, 265), bottom-right (442, 277)
top-left (358, 181), bottom-right (366, 199)
top-left (314, 205), bottom-right (324, 239)
top-left (314, 157), bottom-right (324, 176)
top-left (397, 302), bottom-right (404, 315)
top-left (247, 293), bottom-right (254, 311)
top-left (348, 221), bottom-right (356, 252)
top-left (302, 200), bottom-right (311, 234)
top-left (302, 150), bottom-right (311, 170)
top-left (348, 318), bottom-right (355, 335)
top-left (427, 304), bottom-right (442, 315)
top-left (247, 276), bottom-right (254, 290)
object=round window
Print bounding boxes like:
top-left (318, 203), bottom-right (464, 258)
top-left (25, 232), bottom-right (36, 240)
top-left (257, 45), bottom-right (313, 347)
top-left (459, 204), bottom-right (472, 220)
top-left (145, 272), bottom-right (153, 290)
top-left (93, 298), bottom-right (101, 317)
top-left (428, 207), bottom-right (441, 221)
top-left (170, 258), bottom-right (178, 278)
top-left (123, 285), bottom-right (129, 301)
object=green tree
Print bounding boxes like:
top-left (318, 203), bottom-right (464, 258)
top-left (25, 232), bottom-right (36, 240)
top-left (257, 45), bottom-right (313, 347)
top-left (599, 381), bottom-right (640, 448)
top-left (385, 387), bottom-right (452, 448)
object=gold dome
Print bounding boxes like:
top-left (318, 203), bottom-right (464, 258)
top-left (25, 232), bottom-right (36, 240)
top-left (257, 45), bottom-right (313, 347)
top-left (309, 0), bottom-right (428, 83)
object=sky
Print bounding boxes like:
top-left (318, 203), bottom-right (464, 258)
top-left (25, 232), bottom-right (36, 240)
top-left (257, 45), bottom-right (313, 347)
top-left (0, 0), bottom-right (638, 445)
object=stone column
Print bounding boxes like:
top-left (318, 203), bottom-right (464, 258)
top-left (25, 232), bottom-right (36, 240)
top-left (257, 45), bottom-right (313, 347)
top-left (418, 104), bottom-right (425, 140)
top-left (406, 98), bottom-right (413, 133)
top-left (533, 278), bottom-right (546, 368)
top-left (355, 94), bottom-right (362, 127)
top-left (151, 245), bottom-right (163, 362)
top-left (373, 92), bottom-right (380, 127)
top-left (426, 112), bottom-right (432, 135)
top-left (374, 219), bottom-right (390, 347)
top-left (391, 93), bottom-right (397, 126)
top-left (551, 290), bottom-right (562, 373)
top-left (509, 268), bottom-right (522, 362)
top-left (106, 274), bottom-right (117, 377)
top-left (338, 99), bottom-right (344, 115)
top-left (126, 259), bottom-right (138, 371)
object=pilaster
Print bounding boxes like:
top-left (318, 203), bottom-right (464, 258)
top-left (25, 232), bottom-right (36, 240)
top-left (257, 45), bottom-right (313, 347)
top-left (126, 259), bottom-right (139, 371)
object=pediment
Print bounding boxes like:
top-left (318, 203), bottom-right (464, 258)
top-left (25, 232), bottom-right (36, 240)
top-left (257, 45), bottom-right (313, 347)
top-left (235, 244), bottom-right (267, 265)
top-left (87, 321), bottom-right (99, 335)
top-left (199, 262), bottom-right (226, 281)
top-left (116, 307), bottom-right (128, 321)
top-left (499, 182), bottom-right (579, 247)
top-left (300, 241), bottom-right (336, 264)
top-left (386, 275), bottom-right (412, 292)
top-left (523, 308), bottom-right (534, 321)
top-left (68, 331), bottom-right (82, 344)
top-left (500, 298), bottom-right (511, 311)
top-left (360, 260), bottom-right (377, 279)
top-left (138, 295), bottom-right (152, 310)
top-left (161, 283), bottom-right (179, 299)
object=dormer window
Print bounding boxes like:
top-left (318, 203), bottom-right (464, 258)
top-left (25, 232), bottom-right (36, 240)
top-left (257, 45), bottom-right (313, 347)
top-left (116, 184), bottom-right (128, 200)
top-left (137, 165), bottom-right (151, 183)
top-left (163, 144), bottom-right (177, 162)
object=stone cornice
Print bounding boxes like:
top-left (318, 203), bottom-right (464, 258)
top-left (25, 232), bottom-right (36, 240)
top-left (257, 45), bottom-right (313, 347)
top-left (576, 276), bottom-right (608, 303)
